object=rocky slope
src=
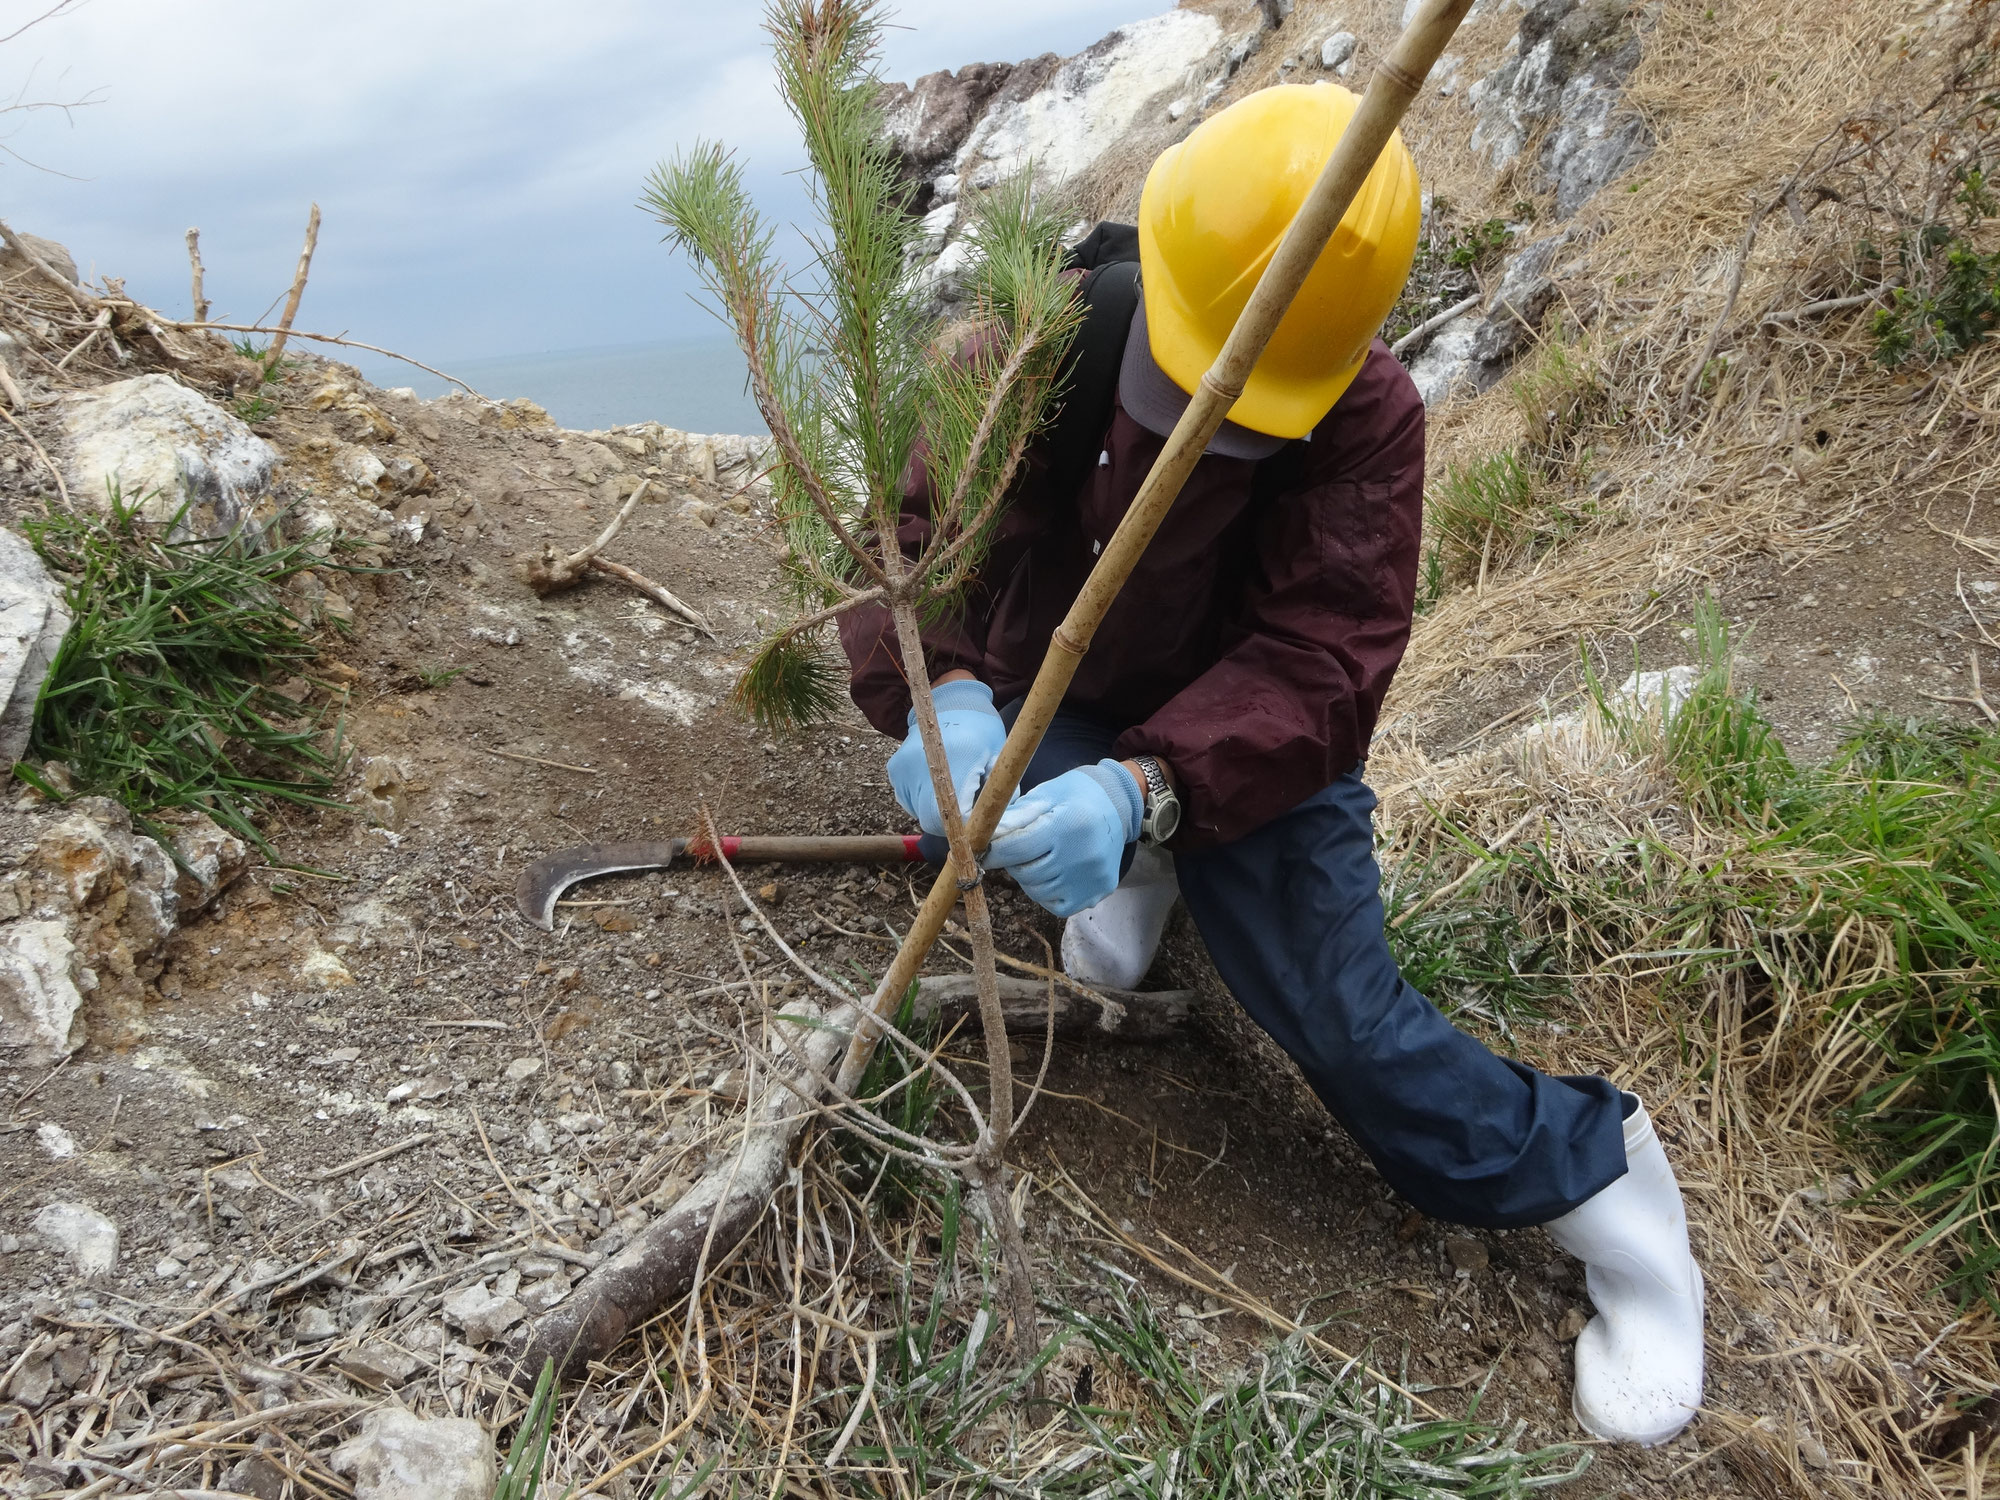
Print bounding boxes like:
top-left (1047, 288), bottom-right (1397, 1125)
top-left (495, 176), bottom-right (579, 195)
top-left (1, 1), bottom-right (1996, 1496)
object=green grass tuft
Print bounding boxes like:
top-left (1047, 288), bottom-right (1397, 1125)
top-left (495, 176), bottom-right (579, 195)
top-left (832, 1253), bottom-right (1586, 1497)
top-left (1425, 451), bottom-right (1587, 584)
top-left (838, 980), bottom-right (943, 1213)
top-left (22, 491), bottom-right (350, 855)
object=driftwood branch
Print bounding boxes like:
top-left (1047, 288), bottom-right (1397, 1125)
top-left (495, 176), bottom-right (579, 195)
top-left (160, 320), bottom-right (489, 399)
top-left (525, 484), bottom-right (649, 591)
top-left (267, 203), bottom-right (320, 362)
top-left (521, 481), bottom-right (714, 635)
top-left (1390, 290), bottom-right (1481, 356)
top-left (185, 228), bottom-right (209, 324)
top-left (585, 556), bottom-right (713, 637)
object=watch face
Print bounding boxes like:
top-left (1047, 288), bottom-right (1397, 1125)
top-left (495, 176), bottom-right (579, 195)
top-left (1153, 794), bottom-right (1182, 843)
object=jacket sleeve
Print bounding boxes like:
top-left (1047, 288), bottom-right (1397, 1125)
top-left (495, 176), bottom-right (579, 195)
top-left (1114, 353), bottom-right (1425, 849)
top-left (837, 447), bottom-right (1046, 737)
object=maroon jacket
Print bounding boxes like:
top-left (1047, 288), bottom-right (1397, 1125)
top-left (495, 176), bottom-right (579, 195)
top-left (840, 339), bottom-right (1426, 850)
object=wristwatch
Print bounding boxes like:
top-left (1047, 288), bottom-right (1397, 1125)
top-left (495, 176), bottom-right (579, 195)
top-left (1132, 755), bottom-right (1182, 846)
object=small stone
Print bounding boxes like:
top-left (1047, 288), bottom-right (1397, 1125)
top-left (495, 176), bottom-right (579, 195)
top-left (1444, 1236), bottom-right (1489, 1274)
top-left (295, 1306), bottom-right (340, 1342)
top-left (385, 1082), bottom-right (416, 1104)
top-left (504, 1057), bottom-right (542, 1083)
top-left (223, 1454), bottom-right (288, 1500)
top-left (1395, 1208), bottom-right (1425, 1242)
top-left (758, 881), bottom-right (784, 906)
top-left (520, 1277), bottom-right (570, 1313)
top-left (1799, 1435), bottom-right (1831, 1469)
top-left (1319, 31), bottom-right (1357, 71)
top-left (6, 1354), bottom-right (52, 1406)
top-left (518, 1254), bottom-right (562, 1279)
top-left (50, 1343), bottom-right (92, 1387)
top-left (679, 499), bottom-right (717, 529)
top-left (331, 1407), bottom-right (497, 1500)
top-left (338, 1342), bottom-right (423, 1389)
top-left (155, 1256), bottom-right (186, 1279)
top-left (299, 948), bottom-right (355, 989)
top-left (416, 1075), bottom-right (454, 1100)
top-left (35, 1121), bottom-right (76, 1159)
top-left (440, 1284), bottom-right (527, 1345)
top-left (1557, 1307), bottom-right (1590, 1341)
top-left (314, 1046), bottom-right (362, 1067)
top-left (32, 1201), bottom-right (118, 1277)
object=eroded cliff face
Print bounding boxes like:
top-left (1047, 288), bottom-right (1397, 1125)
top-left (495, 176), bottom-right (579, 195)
top-left (881, 0), bottom-right (1655, 401)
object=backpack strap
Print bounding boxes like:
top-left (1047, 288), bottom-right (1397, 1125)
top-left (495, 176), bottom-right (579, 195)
top-left (1040, 241), bottom-right (1141, 508)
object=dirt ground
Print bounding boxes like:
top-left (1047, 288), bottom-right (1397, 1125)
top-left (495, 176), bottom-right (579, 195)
top-left (0, 352), bottom-right (1920, 1496)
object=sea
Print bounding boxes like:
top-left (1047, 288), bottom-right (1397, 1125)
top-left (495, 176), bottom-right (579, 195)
top-left (355, 334), bottom-right (767, 436)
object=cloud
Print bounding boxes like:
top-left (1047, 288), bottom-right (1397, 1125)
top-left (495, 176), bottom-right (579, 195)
top-left (2, 0), bottom-right (1172, 360)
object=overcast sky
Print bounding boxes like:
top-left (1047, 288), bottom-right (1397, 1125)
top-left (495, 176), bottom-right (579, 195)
top-left (3, 0), bottom-right (1166, 365)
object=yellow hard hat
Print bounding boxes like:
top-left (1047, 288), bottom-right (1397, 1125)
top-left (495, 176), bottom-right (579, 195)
top-left (1137, 83), bottom-right (1422, 439)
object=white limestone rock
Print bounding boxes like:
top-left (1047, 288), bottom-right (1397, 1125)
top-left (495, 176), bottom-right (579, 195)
top-left (1408, 317), bottom-right (1482, 408)
top-left (954, 12), bottom-right (1224, 192)
top-left (60, 374), bottom-right (279, 537)
top-left (0, 919), bottom-right (83, 1064)
top-left (331, 1408), bottom-right (497, 1500)
top-left (169, 812), bottom-right (250, 915)
top-left (0, 527), bottom-right (71, 767)
top-left (32, 1201), bottom-right (119, 1277)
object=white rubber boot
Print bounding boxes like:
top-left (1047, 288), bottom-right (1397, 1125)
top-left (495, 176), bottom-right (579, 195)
top-left (1060, 844), bottom-right (1178, 991)
top-left (1543, 1096), bottom-right (1705, 1446)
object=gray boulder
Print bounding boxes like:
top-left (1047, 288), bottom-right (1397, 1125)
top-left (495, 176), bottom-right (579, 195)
top-left (1467, 232), bottom-right (1572, 389)
top-left (60, 374), bottom-right (279, 538)
top-left (0, 231), bottom-right (79, 289)
top-left (880, 60), bottom-right (1040, 213)
top-left (331, 1408), bottom-right (497, 1500)
top-left (0, 527), bottom-right (70, 768)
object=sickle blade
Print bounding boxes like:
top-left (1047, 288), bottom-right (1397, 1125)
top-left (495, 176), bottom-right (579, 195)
top-left (514, 840), bottom-right (685, 930)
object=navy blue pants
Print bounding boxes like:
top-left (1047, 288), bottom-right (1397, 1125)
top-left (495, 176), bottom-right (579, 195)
top-left (1006, 704), bottom-right (1629, 1229)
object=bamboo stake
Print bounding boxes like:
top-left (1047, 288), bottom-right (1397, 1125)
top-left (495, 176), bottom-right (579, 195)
top-left (837, 0), bottom-right (1478, 1094)
top-left (267, 202), bottom-right (319, 362)
top-left (185, 227), bottom-right (208, 323)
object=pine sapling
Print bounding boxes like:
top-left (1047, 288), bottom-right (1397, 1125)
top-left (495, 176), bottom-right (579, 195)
top-left (644, 0), bottom-right (1080, 1350)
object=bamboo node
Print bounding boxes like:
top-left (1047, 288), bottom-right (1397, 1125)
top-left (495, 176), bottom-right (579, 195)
top-left (1199, 370), bottom-right (1245, 402)
top-left (1051, 626), bottom-right (1089, 657)
top-left (1376, 59), bottom-right (1425, 97)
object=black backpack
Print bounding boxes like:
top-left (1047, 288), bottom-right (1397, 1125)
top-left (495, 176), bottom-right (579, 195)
top-left (1040, 221), bottom-right (1308, 507)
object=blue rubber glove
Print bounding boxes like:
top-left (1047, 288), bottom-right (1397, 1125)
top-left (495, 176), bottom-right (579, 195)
top-left (885, 679), bottom-right (1008, 836)
top-left (981, 759), bottom-right (1142, 917)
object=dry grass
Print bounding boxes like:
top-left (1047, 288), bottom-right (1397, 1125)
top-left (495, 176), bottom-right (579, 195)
top-left (1370, 679), bottom-right (2000, 1498)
